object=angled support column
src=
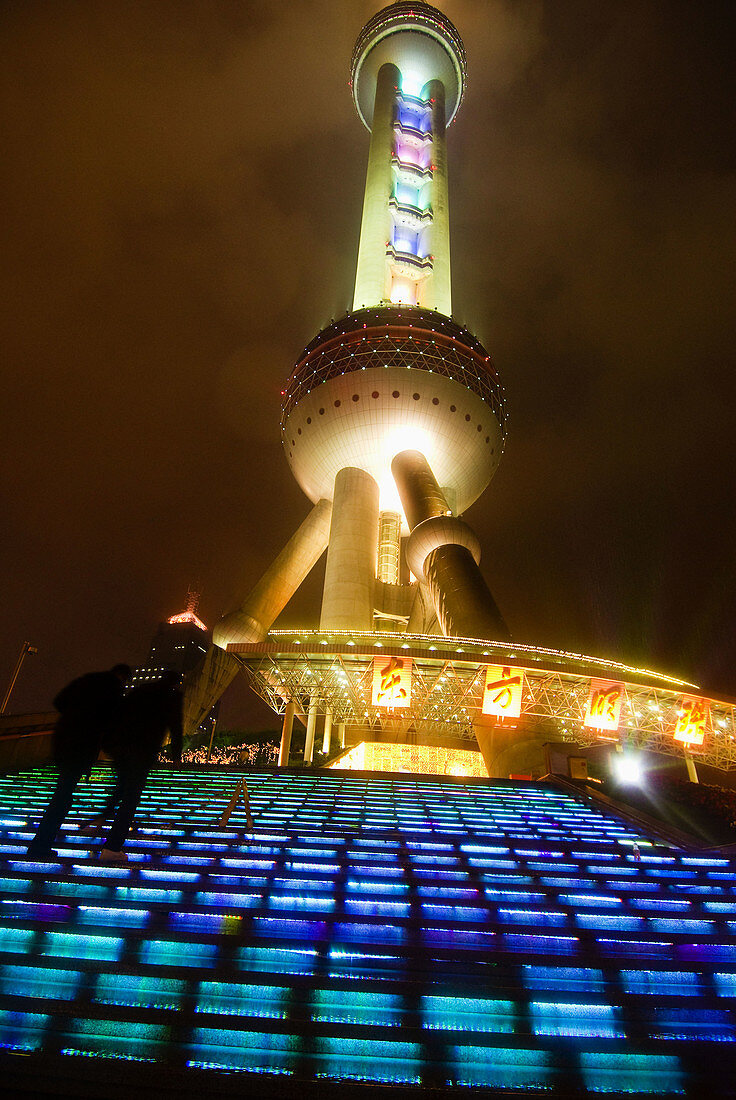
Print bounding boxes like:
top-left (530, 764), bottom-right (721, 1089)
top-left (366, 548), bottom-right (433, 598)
top-left (216, 498), bottom-right (332, 648)
top-left (473, 717), bottom-right (546, 779)
top-left (407, 579), bottom-right (441, 635)
top-left (182, 499), bottom-right (332, 739)
top-left (182, 644), bottom-right (243, 746)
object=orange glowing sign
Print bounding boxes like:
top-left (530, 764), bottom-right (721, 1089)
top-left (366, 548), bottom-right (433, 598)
top-left (673, 695), bottom-right (710, 746)
top-left (167, 610), bottom-right (207, 631)
top-left (372, 655), bottom-right (412, 709)
top-left (584, 678), bottom-right (624, 732)
top-left (482, 665), bottom-right (524, 719)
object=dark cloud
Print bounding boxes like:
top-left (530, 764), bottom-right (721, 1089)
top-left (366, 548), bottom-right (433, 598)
top-left (1, 1), bottom-right (735, 723)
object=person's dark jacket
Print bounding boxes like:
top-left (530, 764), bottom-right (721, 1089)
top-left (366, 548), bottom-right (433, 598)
top-left (114, 680), bottom-right (183, 768)
top-left (52, 671), bottom-right (126, 770)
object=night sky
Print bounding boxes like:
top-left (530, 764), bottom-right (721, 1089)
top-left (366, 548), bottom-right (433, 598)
top-left (2, 1), bottom-right (735, 726)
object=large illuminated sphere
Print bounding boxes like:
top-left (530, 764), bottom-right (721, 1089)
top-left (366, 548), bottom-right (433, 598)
top-left (281, 307), bottom-right (506, 519)
top-left (351, 1), bottom-right (466, 128)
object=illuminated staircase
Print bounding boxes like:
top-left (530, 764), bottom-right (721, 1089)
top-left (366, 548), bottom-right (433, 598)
top-left (1, 765), bottom-right (735, 1096)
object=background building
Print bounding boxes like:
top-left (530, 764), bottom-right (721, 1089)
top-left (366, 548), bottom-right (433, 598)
top-left (132, 590), bottom-right (217, 740)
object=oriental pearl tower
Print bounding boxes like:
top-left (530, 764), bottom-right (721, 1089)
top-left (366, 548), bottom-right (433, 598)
top-left (184, 2), bottom-right (510, 746)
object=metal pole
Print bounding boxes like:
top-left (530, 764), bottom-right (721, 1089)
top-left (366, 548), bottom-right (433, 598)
top-left (0, 642), bottom-right (37, 715)
top-left (303, 695), bottom-right (319, 763)
top-left (205, 717), bottom-right (218, 762)
top-left (278, 698), bottom-right (296, 767)
top-left (684, 752), bottom-right (699, 784)
top-left (321, 708), bottom-right (333, 755)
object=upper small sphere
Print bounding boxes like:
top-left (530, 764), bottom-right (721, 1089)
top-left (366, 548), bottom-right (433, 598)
top-left (351, 2), bottom-right (466, 130)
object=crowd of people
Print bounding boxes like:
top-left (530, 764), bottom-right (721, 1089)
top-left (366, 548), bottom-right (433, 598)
top-left (177, 741), bottom-right (278, 767)
top-left (28, 663), bottom-right (182, 862)
top-left (651, 773), bottom-right (736, 834)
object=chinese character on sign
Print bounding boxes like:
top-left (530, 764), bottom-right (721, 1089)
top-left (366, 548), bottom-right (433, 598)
top-left (584, 678), bottom-right (624, 731)
top-left (673, 695), bottom-right (709, 746)
top-left (482, 665), bottom-right (524, 719)
top-left (372, 655), bottom-right (412, 709)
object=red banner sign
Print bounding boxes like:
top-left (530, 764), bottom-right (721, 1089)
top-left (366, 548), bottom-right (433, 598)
top-left (482, 664), bottom-right (524, 719)
top-left (584, 678), bottom-right (625, 732)
top-left (372, 655), bottom-right (412, 709)
top-left (673, 695), bottom-right (710, 746)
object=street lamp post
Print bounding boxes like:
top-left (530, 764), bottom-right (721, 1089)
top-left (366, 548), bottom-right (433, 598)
top-left (0, 642), bottom-right (38, 715)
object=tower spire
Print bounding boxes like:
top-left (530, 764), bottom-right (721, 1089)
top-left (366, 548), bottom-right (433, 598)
top-left (183, 3), bottom-right (509, 746)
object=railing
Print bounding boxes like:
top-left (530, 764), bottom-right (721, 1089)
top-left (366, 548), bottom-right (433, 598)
top-left (385, 246), bottom-right (433, 272)
top-left (392, 156), bottom-right (432, 183)
top-left (389, 198), bottom-right (433, 223)
top-left (394, 122), bottom-right (432, 144)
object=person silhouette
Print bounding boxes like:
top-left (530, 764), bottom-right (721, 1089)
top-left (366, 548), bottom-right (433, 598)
top-left (27, 663), bottom-right (132, 856)
top-left (99, 670), bottom-right (183, 861)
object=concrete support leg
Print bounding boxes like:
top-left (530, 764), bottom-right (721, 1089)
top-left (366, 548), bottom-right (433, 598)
top-left (685, 752), bottom-right (699, 784)
top-left (182, 499), bottom-right (332, 740)
top-left (338, 723), bottom-right (346, 749)
top-left (320, 467), bottom-right (380, 632)
top-left (473, 720), bottom-right (547, 780)
top-left (215, 498), bottom-right (332, 649)
top-left (303, 696), bottom-right (319, 764)
top-left (278, 698), bottom-right (295, 767)
top-left (391, 449), bottom-right (509, 641)
top-left (322, 709), bottom-right (333, 755)
top-left (182, 645), bottom-right (241, 744)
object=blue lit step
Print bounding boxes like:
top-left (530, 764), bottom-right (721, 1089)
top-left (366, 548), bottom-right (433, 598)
top-left (1, 765), bottom-right (735, 1097)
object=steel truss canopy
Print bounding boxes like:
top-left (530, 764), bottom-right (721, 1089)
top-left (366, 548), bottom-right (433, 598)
top-left (227, 630), bottom-right (736, 770)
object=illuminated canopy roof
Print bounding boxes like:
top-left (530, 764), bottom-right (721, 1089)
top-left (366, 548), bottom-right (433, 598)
top-left (227, 629), bottom-right (736, 770)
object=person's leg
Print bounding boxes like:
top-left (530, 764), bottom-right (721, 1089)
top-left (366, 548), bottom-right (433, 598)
top-left (101, 765), bottom-right (147, 855)
top-left (104, 768), bottom-right (124, 816)
top-left (28, 766), bottom-right (84, 853)
top-left (95, 766), bottom-right (124, 819)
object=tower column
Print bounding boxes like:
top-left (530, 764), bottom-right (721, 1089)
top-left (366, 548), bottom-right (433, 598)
top-left (392, 449), bottom-right (508, 640)
top-left (353, 62), bottom-right (400, 308)
top-left (420, 79), bottom-right (451, 314)
top-left (320, 467), bottom-right (380, 631)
